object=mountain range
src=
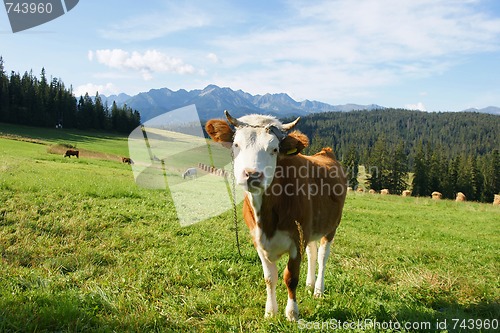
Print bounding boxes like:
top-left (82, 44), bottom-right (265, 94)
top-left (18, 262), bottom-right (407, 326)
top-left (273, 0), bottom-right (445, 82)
top-left (101, 84), bottom-right (500, 121)
top-left (102, 85), bottom-right (384, 121)
top-left (463, 106), bottom-right (500, 116)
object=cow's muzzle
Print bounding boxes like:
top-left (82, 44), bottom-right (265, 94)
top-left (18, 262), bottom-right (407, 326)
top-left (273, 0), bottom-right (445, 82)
top-left (244, 169), bottom-right (264, 191)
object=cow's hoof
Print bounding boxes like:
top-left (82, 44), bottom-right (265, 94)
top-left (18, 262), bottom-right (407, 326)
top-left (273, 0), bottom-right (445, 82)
top-left (265, 300), bottom-right (278, 318)
top-left (264, 311), bottom-right (277, 318)
top-left (313, 290), bottom-right (324, 298)
top-left (285, 300), bottom-right (299, 321)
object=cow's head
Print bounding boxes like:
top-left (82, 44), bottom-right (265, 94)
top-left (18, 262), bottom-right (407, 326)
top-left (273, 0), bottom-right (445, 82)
top-left (205, 111), bottom-right (308, 193)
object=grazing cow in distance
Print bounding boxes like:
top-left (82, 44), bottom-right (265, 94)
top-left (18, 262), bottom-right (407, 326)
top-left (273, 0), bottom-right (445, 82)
top-left (402, 190), bottom-right (411, 197)
top-left (121, 157), bottom-right (133, 164)
top-left (63, 150), bottom-right (79, 158)
top-left (182, 167), bottom-right (197, 179)
top-left (369, 189), bottom-right (376, 194)
top-left (205, 111), bottom-right (347, 321)
top-left (380, 189), bottom-right (389, 195)
top-left (356, 187), bottom-right (364, 193)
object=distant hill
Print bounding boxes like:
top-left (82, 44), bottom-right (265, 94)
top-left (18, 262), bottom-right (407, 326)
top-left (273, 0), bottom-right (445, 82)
top-left (462, 106), bottom-right (500, 115)
top-left (101, 85), bottom-right (385, 121)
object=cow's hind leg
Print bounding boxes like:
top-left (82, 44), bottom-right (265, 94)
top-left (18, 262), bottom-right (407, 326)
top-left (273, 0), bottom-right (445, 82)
top-left (284, 253), bottom-right (301, 321)
top-left (257, 248), bottom-right (278, 317)
top-left (314, 234), bottom-right (334, 297)
top-left (305, 241), bottom-right (317, 290)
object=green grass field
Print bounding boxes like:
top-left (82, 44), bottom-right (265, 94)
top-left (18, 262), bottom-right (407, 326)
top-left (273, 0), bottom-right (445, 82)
top-left (0, 123), bottom-right (498, 332)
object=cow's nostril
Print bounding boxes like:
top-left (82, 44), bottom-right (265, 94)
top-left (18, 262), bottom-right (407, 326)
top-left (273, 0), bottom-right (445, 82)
top-left (244, 169), bottom-right (264, 188)
top-left (244, 169), bottom-right (262, 179)
top-left (249, 172), bottom-right (263, 180)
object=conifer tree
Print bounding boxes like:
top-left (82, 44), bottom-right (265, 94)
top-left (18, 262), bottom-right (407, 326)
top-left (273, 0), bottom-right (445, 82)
top-left (427, 147), bottom-right (444, 195)
top-left (412, 141), bottom-right (428, 196)
top-left (344, 145), bottom-right (359, 189)
top-left (493, 149), bottom-right (500, 195)
top-left (442, 156), bottom-right (459, 199)
top-left (388, 141), bottom-right (408, 194)
top-left (8, 71), bottom-right (21, 124)
top-left (367, 136), bottom-right (389, 191)
top-left (0, 57), bottom-right (9, 122)
top-left (94, 93), bottom-right (105, 129)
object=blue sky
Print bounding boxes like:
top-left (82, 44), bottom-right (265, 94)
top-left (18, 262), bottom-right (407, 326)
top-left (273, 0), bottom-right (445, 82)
top-left (1, 0), bottom-right (500, 111)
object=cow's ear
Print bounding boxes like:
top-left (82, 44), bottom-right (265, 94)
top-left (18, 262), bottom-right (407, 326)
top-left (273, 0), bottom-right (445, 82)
top-left (280, 130), bottom-right (309, 155)
top-left (205, 119), bottom-right (234, 148)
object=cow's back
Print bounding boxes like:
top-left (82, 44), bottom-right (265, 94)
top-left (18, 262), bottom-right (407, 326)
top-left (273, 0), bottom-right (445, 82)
top-left (302, 148), bottom-right (346, 238)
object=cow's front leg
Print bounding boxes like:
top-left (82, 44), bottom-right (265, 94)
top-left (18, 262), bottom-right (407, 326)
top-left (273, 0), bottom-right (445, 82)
top-left (305, 241), bottom-right (317, 290)
top-left (284, 250), bottom-right (301, 321)
top-left (314, 236), bottom-right (333, 297)
top-left (257, 248), bottom-right (278, 317)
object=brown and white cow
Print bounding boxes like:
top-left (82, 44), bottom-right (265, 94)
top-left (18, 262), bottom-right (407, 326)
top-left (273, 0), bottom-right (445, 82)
top-left (205, 111), bottom-right (347, 321)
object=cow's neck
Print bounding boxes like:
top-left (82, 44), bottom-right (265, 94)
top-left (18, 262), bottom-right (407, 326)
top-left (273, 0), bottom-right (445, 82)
top-left (246, 191), bottom-right (263, 224)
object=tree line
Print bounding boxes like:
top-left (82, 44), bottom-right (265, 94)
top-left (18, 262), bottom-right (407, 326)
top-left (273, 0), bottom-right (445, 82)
top-left (0, 57), bottom-right (140, 133)
top-left (295, 109), bottom-right (500, 203)
top-left (411, 143), bottom-right (499, 202)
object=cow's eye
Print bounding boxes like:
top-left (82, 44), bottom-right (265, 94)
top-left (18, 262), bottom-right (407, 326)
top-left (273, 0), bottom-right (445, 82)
top-left (273, 148), bottom-right (278, 154)
top-left (234, 143), bottom-right (239, 148)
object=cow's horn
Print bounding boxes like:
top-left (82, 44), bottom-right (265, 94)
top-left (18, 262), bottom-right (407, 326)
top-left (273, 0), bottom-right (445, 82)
top-left (282, 117), bottom-right (301, 131)
top-left (224, 110), bottom-right (242, 127)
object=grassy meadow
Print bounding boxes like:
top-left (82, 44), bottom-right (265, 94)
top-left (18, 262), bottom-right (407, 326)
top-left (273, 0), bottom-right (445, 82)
top-left (0, 123), bottom-right (499, 332)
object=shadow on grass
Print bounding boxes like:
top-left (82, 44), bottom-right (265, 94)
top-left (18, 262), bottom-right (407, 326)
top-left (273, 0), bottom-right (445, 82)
top-left (0, 123), bottom-right (125, 144)
top-left (304, 297), bottom-right (499, 332)
top-left (0, 291), bottom-right (190, 333)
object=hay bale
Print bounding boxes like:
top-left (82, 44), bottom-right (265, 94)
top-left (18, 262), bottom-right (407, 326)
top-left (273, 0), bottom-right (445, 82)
top-left (347, 186), bottom-right (354, 192)
top-left (402, 190), bottom-right (411, 197)
top-left (380, 189), bottom-right (389, 195)
top-left (493, 194), bottom-right (500, 206)
top-left (356, 187), bottom-right (364, 193)
top-left (432, 191), bottom-right (442, 200)
top-left (455, 192), bottom-right (466, 202)
top-left (369, 189), bottom-right (376, 194)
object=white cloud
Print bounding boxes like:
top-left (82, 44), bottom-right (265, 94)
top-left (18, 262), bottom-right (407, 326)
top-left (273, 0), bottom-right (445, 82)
top-left (73, 83), bottom-right (118, 98)
top-left (291, 0), bottom-right (500, 57)
top-left (207, 53), bottom-right (219, 64)
top-left (208, 0), bottom-right (500, 102)
top-left (89, 49), bottom-right (196, 80)
top-left (404, 102), bottom-right (427, 111)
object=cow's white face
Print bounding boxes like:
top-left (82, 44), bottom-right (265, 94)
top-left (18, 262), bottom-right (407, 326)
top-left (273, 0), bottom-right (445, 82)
top-left (204, 111), bottom-right (302, 194)
top-left (232, 126), bottom-right (280, 193)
